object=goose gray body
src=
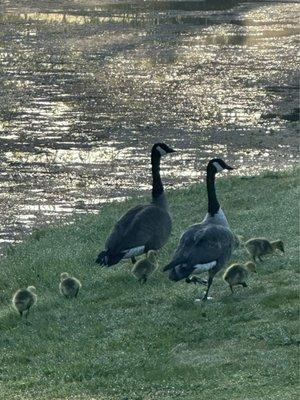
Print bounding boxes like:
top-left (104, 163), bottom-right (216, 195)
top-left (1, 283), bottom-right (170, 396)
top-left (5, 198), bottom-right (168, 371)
top-left (167, 219), bottom-right (234, 281)
top-left (164, 158), bottom-right (235, 300)
top-left (103, 200), bottom-right (171, 264)
top-left (96, 143), bottom-right (175, 267)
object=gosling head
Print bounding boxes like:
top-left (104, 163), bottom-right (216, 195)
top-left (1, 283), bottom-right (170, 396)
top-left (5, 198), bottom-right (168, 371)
top-left (147, 250), bottom-right (157, 264)
top-left (245, 262), bottom-right (257, 273)
top-left (152, 143), bottom-right (176, 158)
top-left (274, 240), bottom-right (284, 253)
top-left (60, 272), bottom-right (69, 281)
top-left (27, 286), bottom-right (37, 293)
top-left (208, 158), bottom-right (234, 174)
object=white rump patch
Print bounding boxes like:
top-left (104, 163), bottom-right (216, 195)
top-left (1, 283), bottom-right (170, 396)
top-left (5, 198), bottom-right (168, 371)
top-left (123, 246), bottom-right (145, 258)
top-left (213, 161), bottom-right (223, 172)
top-left (193, 261), bottom-right (217, 274)
top-left (157, 146), bottom-right (167, 156)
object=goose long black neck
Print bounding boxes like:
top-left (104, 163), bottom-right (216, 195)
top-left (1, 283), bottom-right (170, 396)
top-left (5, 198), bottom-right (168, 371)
top-left (206, 166), bottom-right (220, 216)
top-left (151, 151), bottom-right (164, 200)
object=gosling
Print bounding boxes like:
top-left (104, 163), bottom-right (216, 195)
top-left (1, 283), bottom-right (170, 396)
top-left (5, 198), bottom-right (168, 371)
top-left (245, 238), bottom-right (284, 262)
top-left (223, 262), bottom-right (257, 294)
top-left (131, 250), bottom-right (157, 284)
top-left (59, 273), bottom-right (82, 298)
top-left (12, 286), bottom-right (37, 318)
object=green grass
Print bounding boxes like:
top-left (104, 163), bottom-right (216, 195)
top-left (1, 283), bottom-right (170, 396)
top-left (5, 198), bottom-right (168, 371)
top-left (0, 169), bottom-right (299, 400)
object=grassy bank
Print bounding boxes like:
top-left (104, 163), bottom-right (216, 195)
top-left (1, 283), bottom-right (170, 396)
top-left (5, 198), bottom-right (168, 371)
top-left (0, 169), bottom-right (299, 400)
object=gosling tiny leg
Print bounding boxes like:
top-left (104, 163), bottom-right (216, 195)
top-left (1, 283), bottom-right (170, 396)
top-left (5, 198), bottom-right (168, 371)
top-left (258, 256), bottom-right (263, 262)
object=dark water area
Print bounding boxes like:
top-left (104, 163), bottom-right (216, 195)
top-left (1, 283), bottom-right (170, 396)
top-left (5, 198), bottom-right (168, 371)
top-left (0, 0), bottom-right (299, 253)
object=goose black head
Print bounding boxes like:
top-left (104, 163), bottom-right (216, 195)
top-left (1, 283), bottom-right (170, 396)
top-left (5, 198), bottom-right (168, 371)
top-left (167, 264), bottom-right (194, 282)
top-left (152, 143), bottom-right (175, 158)
top-left (207, 158), bottom-right (234, 174)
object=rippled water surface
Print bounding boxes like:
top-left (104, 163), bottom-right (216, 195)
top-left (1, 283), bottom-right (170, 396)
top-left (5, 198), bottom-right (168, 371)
top-left (0, 0), bottom-right (299, 252)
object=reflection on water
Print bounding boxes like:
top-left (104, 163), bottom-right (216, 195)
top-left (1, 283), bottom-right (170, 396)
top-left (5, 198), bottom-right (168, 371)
top-left (0, 0), bottom-right (299, 253)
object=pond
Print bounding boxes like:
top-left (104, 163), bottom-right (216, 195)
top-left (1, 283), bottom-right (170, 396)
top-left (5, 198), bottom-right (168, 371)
top-left (0, 0), bottom-right (299, 253)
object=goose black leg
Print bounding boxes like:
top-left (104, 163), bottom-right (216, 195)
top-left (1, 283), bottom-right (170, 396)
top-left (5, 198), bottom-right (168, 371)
top-left (202, 275), bottom-right (213, 301)
top-left (258, 256), bottom-right (263, 262)
top-left (242, 282), bottom-right (247, 288)
top-left (230, 284), bottom-right (234, 294)
top-left (131, 257), bottom-right (137, 264)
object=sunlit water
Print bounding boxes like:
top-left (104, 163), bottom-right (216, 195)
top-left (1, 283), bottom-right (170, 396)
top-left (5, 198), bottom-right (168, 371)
top-left (0, 0), bottom-right (299, 253)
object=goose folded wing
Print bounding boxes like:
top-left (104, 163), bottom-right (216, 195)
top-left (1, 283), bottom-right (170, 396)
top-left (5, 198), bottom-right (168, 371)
top-left (106, 205), bottom-right (146, 251)
top-left (107, 205), bottom-right (161, 253)
top-left (173, 225), bottom-right (234, 266)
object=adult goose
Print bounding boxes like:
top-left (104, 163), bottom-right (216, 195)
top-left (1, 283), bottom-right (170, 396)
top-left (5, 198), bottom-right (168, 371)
top-left (96, 143), bottom-right (175, 267)
top-left (163, 158), bottom-right (235, 300)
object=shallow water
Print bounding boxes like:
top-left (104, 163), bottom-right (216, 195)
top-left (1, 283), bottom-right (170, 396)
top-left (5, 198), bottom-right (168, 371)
top-left (0, 0), bottom-right (299, 252)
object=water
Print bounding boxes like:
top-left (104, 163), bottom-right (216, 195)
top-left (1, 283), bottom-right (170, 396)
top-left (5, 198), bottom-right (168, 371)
top-left (0, 0), bottom-right (299, 253)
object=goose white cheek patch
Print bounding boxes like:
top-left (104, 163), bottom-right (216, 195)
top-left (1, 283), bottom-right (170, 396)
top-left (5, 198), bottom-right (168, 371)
top-left (193, 261), bottom-right (217, 273)
top-left (212, 161), bottom-right (223, 172)
top-left (123, 246), bottom-right (145, 258)
top-left (157, 146), bottom-right (167, 156)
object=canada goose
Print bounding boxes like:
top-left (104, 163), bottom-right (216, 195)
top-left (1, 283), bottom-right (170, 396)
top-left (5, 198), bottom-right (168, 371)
top-left (163, 158), bottom-right (235, 301)
top-left (245, 238), bottom-right (284, 262)
top-left (59, 272), bottom-right (82, 298)
top-left (12, 286), bottom-right (37, 318)
top-left (223, 261), bottom-right (257, 293)
top-left (131, 250), bottom-right (157, 283)
top-left (96, 143), bottom-right (175, 267)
